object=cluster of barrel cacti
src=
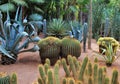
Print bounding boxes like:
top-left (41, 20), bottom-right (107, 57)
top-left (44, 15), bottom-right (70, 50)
top-left (0, 72), bottom-right (17, 84)
top-left (38, 36), bottom-right (81, 65)
top-left (36, 55), bottom-right (119, 84)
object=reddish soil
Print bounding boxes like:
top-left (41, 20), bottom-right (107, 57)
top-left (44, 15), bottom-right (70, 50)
top-left (0, 39), bottom-right (120, 84)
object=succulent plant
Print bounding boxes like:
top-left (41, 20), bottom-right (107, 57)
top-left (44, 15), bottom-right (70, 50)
top-left (47, 19), bottom-right (69, 38)
top-left (61, 37), bottom-right (81, 59)
top-left (38, 36), bottom-right (61, 65)
top-left (97, 37), bottom-right (119, 54)
top-left (0, 6), bottom-right (46, 65)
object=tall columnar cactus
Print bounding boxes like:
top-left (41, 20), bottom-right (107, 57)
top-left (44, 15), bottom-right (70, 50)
top-left (83, 23), bottom-right (88, 52)
top-left (10, 73), bottom-right (17, 84)
top-left (61, 37), bottom-right (81, 59)
top-left (38, 36), bottom-right (61, 65)
top-left (38, 77), bottom-right (44, 84)
top-left (93, 64), bottom-right (98, 84)
top-left (111, 69), bottom-right (119, 84)
top-left (78, 56), bottom-right (88, 81)
top-left (47, 69), bottom-right (54, 84)
top-left (73, 56), bottom-right (80, 71)
top-left (67, 55), bottom-right (77, 79)
top-left (54, 63), bottom-right (60, 84)
top-left (88, 77), bottom-right (93, 84)
top-left (62, 58), bottom-right (71, 77)
top-left (104, 18), bottom-right (110, 37)
top-left (88, 62), bottom-right (92, 77)
top-left (38, 65), bottom-right (46, 84)
top-left (98, 68), bottom-right (103, 84)
top-left (104, 77), bottom-right (109, 84)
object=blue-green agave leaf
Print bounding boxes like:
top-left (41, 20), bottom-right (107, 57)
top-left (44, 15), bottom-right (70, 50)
top-left (12, 32), bottom-right (28, 50)
top-left (0, 45), bottom-right (15, 59)
top-left (29, 36), bottom-right (41, 42)
top-left (19, 45), bottom-right (39, 53)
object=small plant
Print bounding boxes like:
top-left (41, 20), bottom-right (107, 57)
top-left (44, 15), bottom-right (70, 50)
top-left (100, 43), bottom-right (119, 66)
top-left (0, 6), bottom-right (43, 65)
top-left (47, 19), bottom-right (69, 38)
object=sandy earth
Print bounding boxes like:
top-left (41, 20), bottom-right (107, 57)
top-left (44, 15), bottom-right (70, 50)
top-left (0, 39), bottom-right (120, 84)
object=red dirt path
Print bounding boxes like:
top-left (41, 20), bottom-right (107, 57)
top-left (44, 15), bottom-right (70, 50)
top-left (0, 39), bottom-right (120, 84)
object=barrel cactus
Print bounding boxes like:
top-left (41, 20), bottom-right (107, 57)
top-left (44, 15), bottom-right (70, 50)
top-left (38, 37), bottom-right (61, 65)
top-left (61, 37), bottom-right (81, 59)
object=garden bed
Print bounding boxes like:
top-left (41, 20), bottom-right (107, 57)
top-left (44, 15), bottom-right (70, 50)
top-left (0, 39), bottom-right (120, 84)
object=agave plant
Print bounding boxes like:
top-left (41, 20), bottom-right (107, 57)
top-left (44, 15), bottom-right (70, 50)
top-left (69, 21), bottom-right (83, 42)
top-left (0, 6), bottom-right (44, 65)
top-left (47, 19), bottom-right (69, 38)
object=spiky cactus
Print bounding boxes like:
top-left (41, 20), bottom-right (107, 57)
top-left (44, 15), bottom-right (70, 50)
top-left (78, 56), bottom-right (88, 81)
top-left (38, 65), bottom-right (46, 84)
top-left (62, 58), bottom-right (71, 77)
top-left (0, 72), bottom-right (10, 84)
top-left (67, 55), bottom-right (77, 79)
top-left (47, 69), bottom-right (54, 84)
top-left (61, 37), bottom-right (81, 59)
top-left (111, 69), bottom-right (119, 84)
top-left (36, 55), bottom-right (120, 84)
top-left (10, 73), bottom-right (17, 84)
top-left (38, 36), bottom-right (61, 65)
top-left (54, 63), bottom-right (60, 84)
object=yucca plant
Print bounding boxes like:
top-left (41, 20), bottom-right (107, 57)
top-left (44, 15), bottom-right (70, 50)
top-left (47, 19), bottom-right (69, 38)
top-left (0, 6), bottom-right (44, 65)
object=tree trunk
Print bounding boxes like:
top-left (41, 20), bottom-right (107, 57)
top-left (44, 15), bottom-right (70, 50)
top-left (88, 0), bottom-right (92, 49)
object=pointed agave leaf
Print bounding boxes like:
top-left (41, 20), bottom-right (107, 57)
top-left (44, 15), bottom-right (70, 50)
top-left (0, 45), bottom-right (15, 59)
top-left (15, 6), bottom-right (20, 21)
top-left (12, 32), bottom-right (28, 50)
top-left (19, 45), bottom-right (40, 53)
top-left (29, 36), bottom-right (41, 42)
